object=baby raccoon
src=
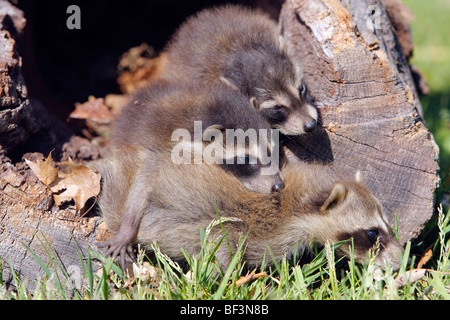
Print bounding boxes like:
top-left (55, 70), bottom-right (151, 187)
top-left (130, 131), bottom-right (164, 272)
top-left (163, 5), bottom-right (318, 135)
top-left (116, 160), bottom-right (404, 271)
top-left (95, 80), bottom-right (284, 266)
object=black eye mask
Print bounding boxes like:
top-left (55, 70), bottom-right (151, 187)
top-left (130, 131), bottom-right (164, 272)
top-left (260, 106), bottom-right (288, 125)
top-left (221, 156), bottom-right (261, 178)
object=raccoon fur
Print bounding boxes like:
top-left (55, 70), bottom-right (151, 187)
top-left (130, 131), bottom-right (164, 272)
top-left (102, 158), bottom-right (404, 271)
top-left (95, 80), bottom-right (284, 266)
top-left (163, 5), bottom-right (318, 135)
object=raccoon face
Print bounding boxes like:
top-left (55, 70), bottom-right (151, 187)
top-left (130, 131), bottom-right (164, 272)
top-left (254, 84), bottom-right (318, 135)
top-left (315, 179), bottom-right (404, 270)
top-left (201, 123), bottom-right (284, 195)
top-left (220, 47), bottom-right (318, 136)
top-left (250, 56), bottom-right (318, 136)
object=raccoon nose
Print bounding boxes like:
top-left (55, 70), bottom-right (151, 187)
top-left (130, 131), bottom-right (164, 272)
top-left (271, 181), bottom-right (285, 193)
top-left (304, 119), bottom-right (317, 133)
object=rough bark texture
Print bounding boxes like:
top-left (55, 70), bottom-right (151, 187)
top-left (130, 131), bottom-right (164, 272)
top-left (280, 0), bottom-right (439, 244)
top-left (0, 0), bottom-right (32, 150)
top-left (0, 0), bottom-right (440, 289)
top-left (0, 2), bottom-right (107, 290)
top-left (0, 159), bottom-right (108, 289)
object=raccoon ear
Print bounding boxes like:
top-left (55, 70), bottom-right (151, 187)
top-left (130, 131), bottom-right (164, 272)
top-left (250, 97), bottom-right (260, 110)
top-left (320, 183), bottom-right (347, 213)
top-left (279, 34), bottom-right (287, 52)
top-left (203, 124), bottom-right (224, 141)
top-left (355, 171), bottom-right (363, 183)
top-left (219, 76), bottom-right (239, 90)
top-left (295, 64), bottom-right (303, 82)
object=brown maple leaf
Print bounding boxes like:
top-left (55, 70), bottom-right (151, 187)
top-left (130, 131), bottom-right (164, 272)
top-left (50, 158), bottom-right (101, 213)
top-left (25, 151), bottom-right (59, 186)
top-left (26, 152), bottom-right (101, 213)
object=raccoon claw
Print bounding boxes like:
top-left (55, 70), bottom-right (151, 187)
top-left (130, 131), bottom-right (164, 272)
top-left (97, 237), bottom-right (136, 269)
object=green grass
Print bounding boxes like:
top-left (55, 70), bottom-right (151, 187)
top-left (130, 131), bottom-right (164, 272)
top-left (402, 0), bottom-right (450, 192)
top-left (1, 207), bottom-right (449, 300)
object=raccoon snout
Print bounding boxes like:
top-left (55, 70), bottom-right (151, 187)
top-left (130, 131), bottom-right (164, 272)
top-left (271, 181), bottom-right (285, 193)
top-left (303, 119), bottom-right (317, 133)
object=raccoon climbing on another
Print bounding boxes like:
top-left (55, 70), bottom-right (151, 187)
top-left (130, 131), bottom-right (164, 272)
top-left (103, 158), bottom-right (404, 271)
top-left (163, 5), bottom-right (318, 135)
top-left (94, 80), bottom-right (284, 267)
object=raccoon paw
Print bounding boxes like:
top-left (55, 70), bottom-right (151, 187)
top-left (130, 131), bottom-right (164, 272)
top-left (97, 236), bottom-right (136, 270)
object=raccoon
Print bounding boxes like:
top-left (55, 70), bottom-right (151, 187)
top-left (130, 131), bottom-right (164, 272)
top-left (95, 80), bottom-right (284, 266)
top-left (125, 160), bottom-right (404, 271)
top-left (163, 5), bottom-right (318, 135)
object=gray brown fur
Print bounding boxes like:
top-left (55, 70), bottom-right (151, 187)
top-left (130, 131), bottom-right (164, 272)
top-left (163, 5), bottom-right (318, 135)
top-left (106, 159), bottom-right (404, 270)
top-left (95, 80), bottom-right (284, 266)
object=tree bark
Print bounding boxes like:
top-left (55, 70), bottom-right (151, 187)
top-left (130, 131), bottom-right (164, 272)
top-left (280, 0), bottom-right (439, 244)
top-left (0, 160), bottom-right (108, 291)
top-left (0, 0), bottom-right (440, 290)
top-left (0, 0), bottom-right (32, 150)
top-left (0, 2), bottom-right (106, 290)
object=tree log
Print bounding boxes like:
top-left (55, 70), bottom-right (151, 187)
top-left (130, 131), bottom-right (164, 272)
top-left (0, 159), bottom-right (107, 290)
top-left (0, 2), bottom-right (105, 290)
top-left (280, 0), bottom-right (439, 244)
top-left (0, 0), bottom-right (440, 290)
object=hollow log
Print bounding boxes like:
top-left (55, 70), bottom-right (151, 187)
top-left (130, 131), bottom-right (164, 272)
top-left (0, 0), bottom-right (440, 289)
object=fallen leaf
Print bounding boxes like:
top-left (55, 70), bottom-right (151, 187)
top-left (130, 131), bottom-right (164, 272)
top-left (117, 44), bottom-right (168, 94)
top-left (25, 151), bottom-right (59, 185)
top-left (50, 158), bottom-right (101, 213)
top-left (27, 153), bottom-right (101, 213)
top-left (70, 97), bottom-right (113, 124)
top-left (417, 248), bottom-right (433, 269)
top-left (236, 269), bottom-right (268, 287)
top-left (392, 269), bottom-right (428, 290)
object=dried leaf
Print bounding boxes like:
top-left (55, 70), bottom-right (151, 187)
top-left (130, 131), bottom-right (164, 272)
top-left (417, 248), bottom-right (433, 269)
top-left (50, 158), bottom-right (101, 213)
top-left (236, 269), bottom-right (268, 287)
top-left (70, 97), bottom-right (113, 124)
top-left (117, 47), bottom-right (168, 94)
top-left (392, 269), bottom-right (428, 290)
top-left (25, 151), bottom-right (59, 185)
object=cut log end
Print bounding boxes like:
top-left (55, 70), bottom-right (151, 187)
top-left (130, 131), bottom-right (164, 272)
top-left (280, 0), bottom-right (439, 244)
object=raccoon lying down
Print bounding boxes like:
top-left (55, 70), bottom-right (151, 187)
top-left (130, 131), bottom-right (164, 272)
top-left (100, 157), bottom-right (404, 271)
top-left (95, 80), bottom-right (284, 266)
